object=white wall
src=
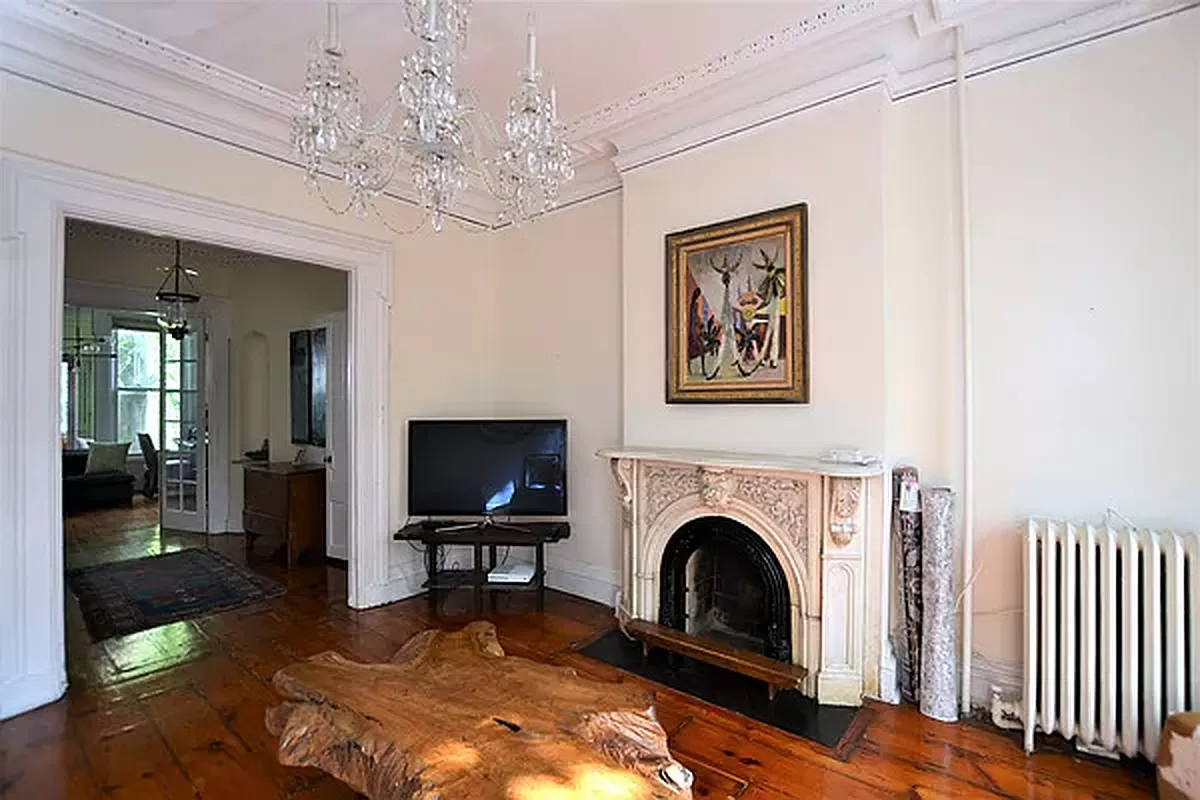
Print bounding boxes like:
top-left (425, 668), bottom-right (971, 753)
top-left (950, 11), bottom-right (1200, 676)
top-left (1, 70), bottom-right (495, 552)
top-left (227, 255), bottom-right (347, 531)
top-left (491, 194), bottom-right (624, 601)
top-left (228, 253), bottom-right (348, 466)
top-left (621, 89), bottom-right (888, 458)
top-left (882, 87), bottom-right (955, 487)
top-left (611, 9), bottom-right (1199, 700)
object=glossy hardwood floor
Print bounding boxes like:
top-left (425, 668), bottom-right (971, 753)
top-left (0, 506), bottom-right (1156, 799)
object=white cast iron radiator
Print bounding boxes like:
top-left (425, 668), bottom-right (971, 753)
top-left (1023, 518), bottom-right (1199, 760)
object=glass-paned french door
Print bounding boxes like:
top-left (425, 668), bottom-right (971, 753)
top-left (160, 323), bottom-right (207, 532)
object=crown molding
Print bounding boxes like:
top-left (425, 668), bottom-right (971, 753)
top-left (603, 0), bottom-right (1197, 175)
top-left (2, 0), bottom-right (1195, 229)
top-left (567, 0), bottom-right (897, 141)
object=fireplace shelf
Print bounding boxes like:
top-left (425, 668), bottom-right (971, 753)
top-left (625, 619), bottom-right (807, 700)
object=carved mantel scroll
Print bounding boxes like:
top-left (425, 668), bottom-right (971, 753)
top-left (610, 457), bottom-right (634, 527)
top-left (828, 477), bottom-right (863, 547)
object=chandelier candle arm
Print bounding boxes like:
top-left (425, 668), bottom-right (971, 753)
top-left (526, 22), bottom-right (536, 79)
top-left (326, 3), bottom-right (339, 53)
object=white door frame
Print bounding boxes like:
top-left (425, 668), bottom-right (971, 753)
top-left (64, 277), bottom-right (232, 534)
top-left (320, 311), bottom-right (350, 562)
top-left (0, 153), bottom-right (394, 721)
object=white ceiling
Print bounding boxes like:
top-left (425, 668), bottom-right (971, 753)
top-left (6, 0), bottom-right (1191, 224)
top-left (74, 1), bottom-right (816, 126)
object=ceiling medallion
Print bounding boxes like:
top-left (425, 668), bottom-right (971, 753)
top-left (155, 239), bottom-right (202, 340)
top-left (292, 1), bottom-right (575, 233)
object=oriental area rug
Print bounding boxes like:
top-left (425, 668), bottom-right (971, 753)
top-left (66, 548), bottom-right (285, 642)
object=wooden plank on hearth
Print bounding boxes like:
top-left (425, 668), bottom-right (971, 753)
top-left (624, 619), bottom-right (807, 696)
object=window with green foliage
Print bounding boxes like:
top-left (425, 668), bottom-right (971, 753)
top-left (115, 327), bottom-right (162, 454)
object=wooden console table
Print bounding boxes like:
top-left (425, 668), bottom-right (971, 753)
top-left (243, 462), bottom-right (326, 567)
top-left (393, 520), bottom-right (570, 612)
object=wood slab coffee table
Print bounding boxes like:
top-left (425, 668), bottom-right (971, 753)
top-left (267, 621), bottom-right (694, 799)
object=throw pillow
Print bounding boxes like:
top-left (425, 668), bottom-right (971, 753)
top-left (85, 441), bottom-right (131, 474)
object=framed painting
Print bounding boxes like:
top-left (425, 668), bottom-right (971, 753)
top-left (666, 202), bottom-right (809, 403)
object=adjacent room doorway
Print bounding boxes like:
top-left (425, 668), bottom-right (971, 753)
top-left (1, 154), bottom-right (395, 722)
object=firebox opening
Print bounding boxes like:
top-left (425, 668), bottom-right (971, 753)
top-left (685, 542), bottom-right (767, 654)
top-left (659, 516), bottom-right (791, 663)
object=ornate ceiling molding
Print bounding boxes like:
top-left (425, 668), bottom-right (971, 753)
top-left (65, 217), bottom-right (324, 270)
top-left (568, 0), bottom-right (889, 140)
top-left (2, 0), bottom-right (1194, 229)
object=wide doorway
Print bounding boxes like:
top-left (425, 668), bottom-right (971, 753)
top-left (1, 155), bottom-right (394, 722)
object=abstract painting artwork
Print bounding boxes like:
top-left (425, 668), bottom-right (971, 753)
top-left (666, 203), bottom-right (809, 403)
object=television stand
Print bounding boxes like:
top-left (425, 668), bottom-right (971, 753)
top-left (394, 520), bottom-right (570, 613)
top-left (432, 516), bottom-right (531, 535)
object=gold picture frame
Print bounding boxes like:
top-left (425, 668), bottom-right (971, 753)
top-left (665, 203), bottom-right (809, 404)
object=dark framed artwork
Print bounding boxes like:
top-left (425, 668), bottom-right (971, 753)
top-left (290, 327), bottom-right (328, 446)
top-left (289, 330), bottom-right (312, 444)
top-left (665, 202), bottom-right (809, 404)
top-left (309, 327), bottom-right (327, 447)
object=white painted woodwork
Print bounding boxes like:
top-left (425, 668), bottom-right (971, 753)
top-left (598, 446), bottom-right (885, 479)
top-left (324, 311), bottom-right (349, 561)
top-left (601, 447), bottom-right (888, 707)
top-left (159, 324), bottom-right (208, 533)
top-left (0, 152), bottom-right (393, 721)
top-left (1023, 517), bottom-right (1200, 761)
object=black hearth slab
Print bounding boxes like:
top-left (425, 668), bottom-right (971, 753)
top-left (577, 629), bottom-right (862, 753)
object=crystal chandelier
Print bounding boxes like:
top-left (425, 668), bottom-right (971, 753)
top-left (155, 240), bottom-right (201, 340)
top-left (292, 2), bottom-right (575, 233)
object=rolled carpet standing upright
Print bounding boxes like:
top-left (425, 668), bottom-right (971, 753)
top-left (919, 485), bottom-right (958, 722)
top-left (891, 465), bottom-right (923, 705)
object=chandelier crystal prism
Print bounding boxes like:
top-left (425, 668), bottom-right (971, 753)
top-left (292, 1), bottom-right (575, 233)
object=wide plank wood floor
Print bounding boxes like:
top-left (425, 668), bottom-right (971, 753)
top-left (0, 506), bottom-right (1156, 799)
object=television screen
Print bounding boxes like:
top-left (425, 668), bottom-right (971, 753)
top-left (408, 419), bottom-right (567, 517)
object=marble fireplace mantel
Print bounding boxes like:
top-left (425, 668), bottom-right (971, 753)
top-left (598, 446), bottom-right (893, 707)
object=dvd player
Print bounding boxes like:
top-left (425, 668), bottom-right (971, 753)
top-left (487, 563), bottom-right (536, 584)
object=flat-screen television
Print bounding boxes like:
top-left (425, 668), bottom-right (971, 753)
top-left (408, 419), bottom-right (567, 517)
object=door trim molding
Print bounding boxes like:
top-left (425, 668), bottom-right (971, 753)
top-left (0, 151), bottom-right (393, 721)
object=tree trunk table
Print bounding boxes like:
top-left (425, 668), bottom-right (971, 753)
top-left (266, 621), bottom-right (694, 799)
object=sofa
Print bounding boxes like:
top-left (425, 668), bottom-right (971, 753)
top-left (62, 448), bottom-right (135, 515)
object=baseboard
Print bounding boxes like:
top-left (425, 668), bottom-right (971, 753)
top-left (875, 654), bottom-right (900, 705)
top-left (0, 668), bottom-right (67, 721)
top-left (544, 554), bottom-right (619, 607)
top-left (970, 654), bottom-right (1023, 709)
top-left (347, 558), bottom-right (427, 609)
top-left (817, 672), bottom-right (865, 707)
top-left (364, 551), bottom-right (618, 610)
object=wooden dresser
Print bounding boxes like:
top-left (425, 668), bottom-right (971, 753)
top-left (242, 462), bottom-right (326, 567)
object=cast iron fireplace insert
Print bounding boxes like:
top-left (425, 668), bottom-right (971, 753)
top-left (658, 515), bottom-right (791, 662)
